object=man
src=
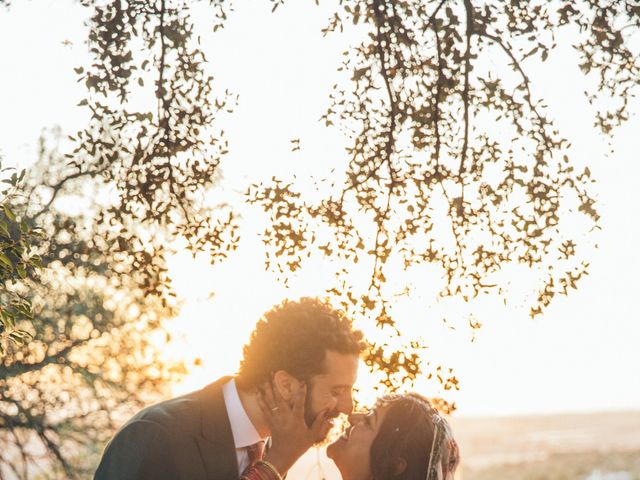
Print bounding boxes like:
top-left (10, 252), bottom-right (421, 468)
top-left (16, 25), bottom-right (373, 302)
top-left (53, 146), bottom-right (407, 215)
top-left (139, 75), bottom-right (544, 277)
top-left (94, 297), bottom-right (364, 480)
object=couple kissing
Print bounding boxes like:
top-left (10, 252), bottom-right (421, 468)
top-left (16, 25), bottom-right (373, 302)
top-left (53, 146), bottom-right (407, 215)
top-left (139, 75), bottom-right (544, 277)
top-left (94, 297), bottom-right (459, 480)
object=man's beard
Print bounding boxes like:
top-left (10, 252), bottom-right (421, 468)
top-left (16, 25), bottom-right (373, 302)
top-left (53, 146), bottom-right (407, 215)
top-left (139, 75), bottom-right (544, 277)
top-left (303, 384), bottom-right (340, 444)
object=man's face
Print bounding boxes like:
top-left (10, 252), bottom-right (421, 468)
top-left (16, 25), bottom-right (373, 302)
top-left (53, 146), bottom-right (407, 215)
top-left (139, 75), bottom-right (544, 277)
top-left (304, 351), bottom-right (359, 435)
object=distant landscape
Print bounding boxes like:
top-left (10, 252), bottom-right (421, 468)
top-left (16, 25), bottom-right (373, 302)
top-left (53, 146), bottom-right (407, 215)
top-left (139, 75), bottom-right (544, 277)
top-left (290, 410), bottom-right (640, 480)
top-left (450, 410), bottom-right (640, 480)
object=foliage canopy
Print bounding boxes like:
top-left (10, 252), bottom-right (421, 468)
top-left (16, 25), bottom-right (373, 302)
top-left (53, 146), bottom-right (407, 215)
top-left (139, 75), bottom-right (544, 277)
top-left (0, 162), bottom-right (42, 356)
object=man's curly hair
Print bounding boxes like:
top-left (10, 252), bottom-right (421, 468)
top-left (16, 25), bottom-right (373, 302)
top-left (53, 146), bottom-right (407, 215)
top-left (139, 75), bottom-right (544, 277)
top-left (236, 297), bottom-right (365, 389)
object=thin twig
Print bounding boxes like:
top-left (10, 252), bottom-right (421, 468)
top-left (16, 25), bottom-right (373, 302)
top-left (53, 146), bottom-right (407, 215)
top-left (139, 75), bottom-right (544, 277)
top-left (477, 31), bottom-right (552, 151)
top-left (459, 0), bottom-right (474, 203)
top-left (31, 165), bottom-right (108, 221)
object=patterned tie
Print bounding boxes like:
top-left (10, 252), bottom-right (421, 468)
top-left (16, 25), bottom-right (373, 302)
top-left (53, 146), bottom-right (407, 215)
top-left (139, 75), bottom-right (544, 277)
top-left (245, 440), bottom-right (265, 469)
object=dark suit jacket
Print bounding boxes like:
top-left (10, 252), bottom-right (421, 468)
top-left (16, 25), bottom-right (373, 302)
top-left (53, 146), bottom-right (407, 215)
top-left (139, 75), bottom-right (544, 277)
top-left (94, 377), bottom-right (240, 480)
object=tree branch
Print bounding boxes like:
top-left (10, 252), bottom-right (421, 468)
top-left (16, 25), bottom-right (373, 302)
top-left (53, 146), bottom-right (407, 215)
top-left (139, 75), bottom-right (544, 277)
top-left (477, 30), bottom-right (553, 151)
top-left (31, 165), bottom-right (108, 222)
top-left (36, 427), bottom-right (74, 479)
top-left (157, 0), bottom-right (167, 128)
top-left (430, 10), bottom-right (444, 173)
top-left (459, 0), bottom-right (474, 202)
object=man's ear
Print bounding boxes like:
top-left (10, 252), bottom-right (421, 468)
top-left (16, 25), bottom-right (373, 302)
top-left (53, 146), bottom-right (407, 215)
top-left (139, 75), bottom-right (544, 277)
top-left (272, 370), bottom-right (298, 401)
top-left (392, 457), bottom-right (407, 477)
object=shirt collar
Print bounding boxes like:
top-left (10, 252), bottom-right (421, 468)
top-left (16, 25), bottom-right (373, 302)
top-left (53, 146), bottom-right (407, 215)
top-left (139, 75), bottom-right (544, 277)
top-left (222, 378), bottom-right (266, 449)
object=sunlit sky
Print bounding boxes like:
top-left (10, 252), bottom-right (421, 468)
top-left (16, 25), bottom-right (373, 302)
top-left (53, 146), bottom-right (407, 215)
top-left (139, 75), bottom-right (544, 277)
top-left (1, 1), bottom-right (639, 417)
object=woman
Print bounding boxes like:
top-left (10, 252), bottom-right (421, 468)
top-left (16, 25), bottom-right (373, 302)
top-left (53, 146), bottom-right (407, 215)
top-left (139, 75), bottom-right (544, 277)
top-left (327, 393), bottom-right (460, 480)
top-left (248, 385), bottom-right (459, 480)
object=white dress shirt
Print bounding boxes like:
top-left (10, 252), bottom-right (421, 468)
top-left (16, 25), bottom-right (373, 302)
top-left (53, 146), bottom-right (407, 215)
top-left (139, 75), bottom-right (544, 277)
top-left (222, 378), bottom-right (268, 474)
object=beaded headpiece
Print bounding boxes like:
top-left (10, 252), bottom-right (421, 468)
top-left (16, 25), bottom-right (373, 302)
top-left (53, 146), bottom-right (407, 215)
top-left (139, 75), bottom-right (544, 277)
top-left (425, 412), bottom-right (445, 480)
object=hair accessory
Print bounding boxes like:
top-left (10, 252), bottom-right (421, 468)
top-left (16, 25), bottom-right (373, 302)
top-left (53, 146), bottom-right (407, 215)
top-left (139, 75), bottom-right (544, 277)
top-left (425, 412), bottom-right (445, 480)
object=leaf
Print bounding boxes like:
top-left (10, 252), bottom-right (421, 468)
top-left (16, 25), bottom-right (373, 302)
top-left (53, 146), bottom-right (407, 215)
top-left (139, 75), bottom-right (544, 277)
top-left (17, 263), bottom-right (26, 279)
top-left (4, 311), bottom-right (14, 328)
top-left (9, 330), bottom-right (31, 344)
top-left (352, 67), bottom-right (368, 81)
top-left (3, 204), bottom-right (15, 221)
top-left (0, 253), bottom-right (13, 270)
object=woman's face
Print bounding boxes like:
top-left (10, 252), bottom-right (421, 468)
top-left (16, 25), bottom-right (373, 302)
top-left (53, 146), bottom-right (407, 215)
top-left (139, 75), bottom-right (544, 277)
top-left (327, 401), bottom-right (460, 480)
top-left (326, 404), bottom-right (390, 480)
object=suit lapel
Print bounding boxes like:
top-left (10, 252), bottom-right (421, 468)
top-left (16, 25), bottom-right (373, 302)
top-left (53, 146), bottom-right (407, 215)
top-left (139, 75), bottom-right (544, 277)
top-left (196, 377), bottom-right (240, 480)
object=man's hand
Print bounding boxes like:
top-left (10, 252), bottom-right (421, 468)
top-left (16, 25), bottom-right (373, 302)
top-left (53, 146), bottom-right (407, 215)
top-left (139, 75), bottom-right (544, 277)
top-left (257, 380), bottom-right (330, 475)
